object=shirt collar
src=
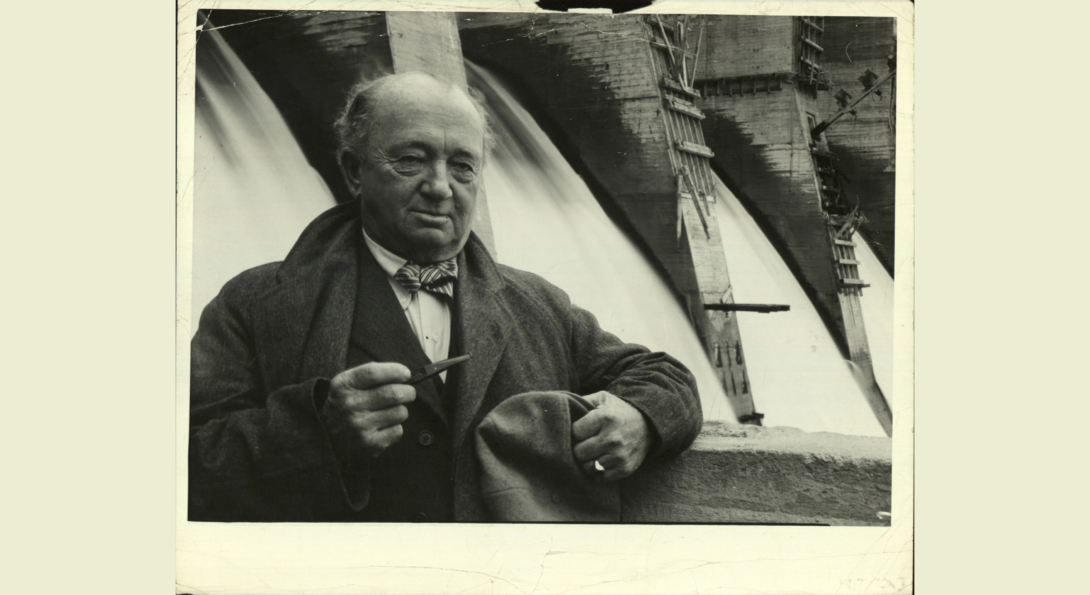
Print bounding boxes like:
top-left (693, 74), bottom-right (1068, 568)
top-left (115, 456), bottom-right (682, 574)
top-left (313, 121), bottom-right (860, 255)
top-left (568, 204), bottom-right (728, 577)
top-left (361, 229), bottom-right (414, 309)
top-left (360, 228), bottom-right (459, 306)
top-left (362, 228), bottom-right (408, 279)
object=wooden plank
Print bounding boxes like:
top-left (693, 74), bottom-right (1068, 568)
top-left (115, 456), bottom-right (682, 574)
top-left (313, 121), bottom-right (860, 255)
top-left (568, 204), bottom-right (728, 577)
top-left (689, 21), bottom-right (705, 88)
top-left (834, 239), bottom-right (856, 246)
top-left (655, 16), bottom-right (680, 80)
top-left (838, 259), bottom-right (860, 265)
top-left (679, 16), bottom-right (690, 84)
top-left (676, 140), bottom-right (715, 158)
top-left (678, 170), bottom-right (710, 237)
top-left (664, 95), bottom-right (706, 120)
top-left (662, 77), bottom-right (701, 99)
top-left (840, 279), bottom-right (870, 286)
top-left (704, 303), bottom-right (791, 313)
top-left (801, 37), bottom-right (824, 53)
top-left (652, 41), bottom-right (697, 62)
top-left (811, 69), bottom-right (896, 138)
top-left (801, 18), bottom-right (824, 33)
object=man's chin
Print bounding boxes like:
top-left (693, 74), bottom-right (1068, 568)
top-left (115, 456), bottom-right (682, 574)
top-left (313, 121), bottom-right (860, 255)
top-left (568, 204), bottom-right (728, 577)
top-left (405, 231), bottom-right (463, 262)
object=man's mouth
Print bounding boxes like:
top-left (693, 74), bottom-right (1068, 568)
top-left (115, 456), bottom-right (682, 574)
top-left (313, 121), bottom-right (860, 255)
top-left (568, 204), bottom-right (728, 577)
top-left (410, 211), bottom-right (451, 226)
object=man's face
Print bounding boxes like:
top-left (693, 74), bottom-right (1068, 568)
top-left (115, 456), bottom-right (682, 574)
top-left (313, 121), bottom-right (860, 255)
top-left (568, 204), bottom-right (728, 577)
top-left (348, 78), bottom-right (485, 264)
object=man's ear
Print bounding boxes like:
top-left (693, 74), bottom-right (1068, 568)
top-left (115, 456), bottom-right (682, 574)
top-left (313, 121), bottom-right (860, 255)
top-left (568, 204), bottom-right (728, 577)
top-left (338, 149), bottom-right (363, 197)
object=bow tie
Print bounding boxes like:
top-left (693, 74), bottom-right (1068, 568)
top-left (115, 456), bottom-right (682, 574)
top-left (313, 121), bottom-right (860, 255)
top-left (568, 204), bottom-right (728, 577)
top-left (393, 260), bottom-right (458, 300)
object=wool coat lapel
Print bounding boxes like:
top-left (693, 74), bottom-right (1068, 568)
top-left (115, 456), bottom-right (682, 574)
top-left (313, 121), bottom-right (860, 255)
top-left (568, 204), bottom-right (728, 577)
top-left (250, 202), bottom-right (360, 391)
top-left (451, 237), bottom-right (512, 451)
top-left (250, 200), bottom-right (511, 458)
top-left (351, 244), bottom-right (449, 426)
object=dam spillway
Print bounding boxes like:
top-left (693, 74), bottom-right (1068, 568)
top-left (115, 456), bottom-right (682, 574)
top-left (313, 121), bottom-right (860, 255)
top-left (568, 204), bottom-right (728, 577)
top-left (191, 10), bottom-right (896, 437)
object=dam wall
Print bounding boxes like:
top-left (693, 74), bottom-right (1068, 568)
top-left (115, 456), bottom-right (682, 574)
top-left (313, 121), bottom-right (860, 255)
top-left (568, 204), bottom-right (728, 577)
top-left (459, 13), bottom-right (760, 421)
top-left (624, 421), bottom-right (891, 525)
top-left (817, 17), bottom-right (897, 273)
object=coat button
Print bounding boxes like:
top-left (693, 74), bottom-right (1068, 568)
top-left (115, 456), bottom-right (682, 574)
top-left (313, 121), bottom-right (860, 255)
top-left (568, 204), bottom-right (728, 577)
top-left (417, 430), bottom-right (434, 446)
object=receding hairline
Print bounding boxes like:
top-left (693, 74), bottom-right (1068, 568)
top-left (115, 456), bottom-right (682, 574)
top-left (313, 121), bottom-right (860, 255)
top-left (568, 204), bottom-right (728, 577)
top-left (369, 73), bottom-right (483, 124)
top-left (335, 71), bottom-right (495, 161)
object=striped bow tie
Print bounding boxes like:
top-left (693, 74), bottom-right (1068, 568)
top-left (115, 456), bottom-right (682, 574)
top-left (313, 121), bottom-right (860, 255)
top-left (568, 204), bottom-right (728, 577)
top-left (393, 260), bottom-right (458, 300)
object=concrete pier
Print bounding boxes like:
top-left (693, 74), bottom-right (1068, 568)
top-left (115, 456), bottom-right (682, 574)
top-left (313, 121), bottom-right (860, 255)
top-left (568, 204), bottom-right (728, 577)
top-left (459, 14), bottom-right (760, 421)
top-left (692, 16), bottom-right (891, 433)
top-left (817, 17), bottom-right (897, 274)
top-left (694, 16), bottom-right (848, 352)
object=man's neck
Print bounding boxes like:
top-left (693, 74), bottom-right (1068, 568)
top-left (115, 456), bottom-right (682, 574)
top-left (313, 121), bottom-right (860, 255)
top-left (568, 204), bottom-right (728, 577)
top-left (361, 228), bottom-right (408, 279)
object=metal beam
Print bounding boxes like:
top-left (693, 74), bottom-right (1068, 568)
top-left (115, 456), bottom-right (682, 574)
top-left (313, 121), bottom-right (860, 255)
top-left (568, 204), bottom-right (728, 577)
top-left (704, 304), bottom-right (791, 313)
top-left (811, 69), bottom-right (896, 139)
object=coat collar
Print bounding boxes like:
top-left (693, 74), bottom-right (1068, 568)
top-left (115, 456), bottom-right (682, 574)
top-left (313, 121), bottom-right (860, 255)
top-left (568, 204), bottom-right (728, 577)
top-left (351, 241), bottom-right (449, 425)
top-left (251, 201), bottom-right (360, 390)
top-left (451, 234), bottom-right (511, 450)
top-left (249, 200), bottom-right (512, 444)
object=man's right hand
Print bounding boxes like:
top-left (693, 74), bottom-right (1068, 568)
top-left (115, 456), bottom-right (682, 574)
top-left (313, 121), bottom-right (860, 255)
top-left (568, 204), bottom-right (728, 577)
top-left (327, 362), bottom-right (416, 458)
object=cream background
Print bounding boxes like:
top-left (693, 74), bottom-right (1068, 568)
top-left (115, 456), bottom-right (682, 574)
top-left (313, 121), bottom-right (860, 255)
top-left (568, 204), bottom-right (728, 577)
top-left (5, 0), bottom-right (1082, 593)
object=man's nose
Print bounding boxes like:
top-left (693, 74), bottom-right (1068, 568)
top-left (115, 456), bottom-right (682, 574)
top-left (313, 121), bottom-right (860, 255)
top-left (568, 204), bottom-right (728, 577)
top-left (420, 161), bottom-right (454, 202)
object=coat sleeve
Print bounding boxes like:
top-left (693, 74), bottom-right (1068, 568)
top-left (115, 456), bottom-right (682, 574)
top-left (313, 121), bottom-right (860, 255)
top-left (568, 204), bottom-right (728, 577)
top-left (187, 271), bottom-right (372, 521)
top-left (566, 304), bottom-right (703, 461)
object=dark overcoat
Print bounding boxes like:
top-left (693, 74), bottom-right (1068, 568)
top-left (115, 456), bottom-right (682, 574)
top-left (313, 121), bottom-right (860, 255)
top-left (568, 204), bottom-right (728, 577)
top-left (188, 200), bottom-right (702, 522)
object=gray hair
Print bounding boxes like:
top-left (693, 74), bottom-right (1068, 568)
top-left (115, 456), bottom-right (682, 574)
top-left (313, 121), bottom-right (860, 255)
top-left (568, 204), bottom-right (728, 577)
top-left (333, 71), bottom-right (495, 163)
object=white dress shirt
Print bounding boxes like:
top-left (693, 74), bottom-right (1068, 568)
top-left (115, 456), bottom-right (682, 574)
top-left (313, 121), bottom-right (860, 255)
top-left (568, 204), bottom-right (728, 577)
top-left (362, 230), bottom-right (452, 380)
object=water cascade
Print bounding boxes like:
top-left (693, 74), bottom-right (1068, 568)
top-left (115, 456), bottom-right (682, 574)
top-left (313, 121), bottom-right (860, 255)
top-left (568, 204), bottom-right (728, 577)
top-left (470, 62), bottom-right (892, 435)
top-left (191, 34), bottom-right (893, 435)
top-left (854, 232), bottom-right (895, 400)
top-left (191, 28), bottom-right (336, 326)
top-left (468, 63), bottom-right (735, 421)
top-left (713, 181), bottom-right (890, 436)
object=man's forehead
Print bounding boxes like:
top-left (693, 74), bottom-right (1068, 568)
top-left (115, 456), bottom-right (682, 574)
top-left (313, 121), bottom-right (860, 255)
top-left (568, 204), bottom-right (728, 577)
top-left (370, 79), bottom-right (484, 146)
top-left (374, 75), bottom-right (477, 117)
top-left (380, 122), bottom-right (483, 151)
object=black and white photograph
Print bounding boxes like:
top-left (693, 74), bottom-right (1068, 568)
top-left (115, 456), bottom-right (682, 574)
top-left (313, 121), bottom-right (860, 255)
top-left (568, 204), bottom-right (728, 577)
top-left (17, 0), bottom-right (1090, 593)
top-left (177, 2), bottom-right (913, 591)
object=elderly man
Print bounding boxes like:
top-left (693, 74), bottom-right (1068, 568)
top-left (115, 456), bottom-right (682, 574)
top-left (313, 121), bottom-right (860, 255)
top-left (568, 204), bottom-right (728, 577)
top-left (188, 71), bottom-right (702, 522)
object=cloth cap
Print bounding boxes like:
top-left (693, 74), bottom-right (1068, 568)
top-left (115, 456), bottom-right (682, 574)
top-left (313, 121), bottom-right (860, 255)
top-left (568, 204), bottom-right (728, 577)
top-left (474, 391), bottom-right (621, 522)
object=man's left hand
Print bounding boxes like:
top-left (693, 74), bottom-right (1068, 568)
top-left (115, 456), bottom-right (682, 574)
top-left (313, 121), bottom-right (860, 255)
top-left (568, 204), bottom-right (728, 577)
top-left (571, 391), bottom-right (653, 482)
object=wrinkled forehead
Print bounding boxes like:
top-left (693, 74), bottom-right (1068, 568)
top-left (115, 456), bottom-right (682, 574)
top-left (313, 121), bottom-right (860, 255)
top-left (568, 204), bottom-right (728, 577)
top-left (372, 77), bottom-right (484, 136)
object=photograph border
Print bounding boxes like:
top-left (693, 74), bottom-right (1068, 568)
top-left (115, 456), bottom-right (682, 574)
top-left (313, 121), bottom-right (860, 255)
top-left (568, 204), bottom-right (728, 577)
top-left (176, 1), bottom-right (914, 592)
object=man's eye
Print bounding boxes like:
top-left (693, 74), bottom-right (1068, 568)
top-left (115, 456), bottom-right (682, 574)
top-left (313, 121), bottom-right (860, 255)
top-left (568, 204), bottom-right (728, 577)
top-left (452, 162), bottom-right (475, 173)
top-left (391, 156), bottom-right (426, 173)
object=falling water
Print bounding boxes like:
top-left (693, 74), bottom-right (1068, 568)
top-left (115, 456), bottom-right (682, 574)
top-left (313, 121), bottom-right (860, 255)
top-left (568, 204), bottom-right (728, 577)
top-left (854, 232), bottom-right (895, 401)
top-left (191, 27), bottom-right (336, 327)
top-left (468, 63), bottom-right (736, 421)
top-left (191, 32), bottom-right (892, 434)
top-left (713, 181), bottom-right (889, 436)
top-left (189, 37), bottom-right (732, 419)
top-left (469, 62), bottom-right (895, 434)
